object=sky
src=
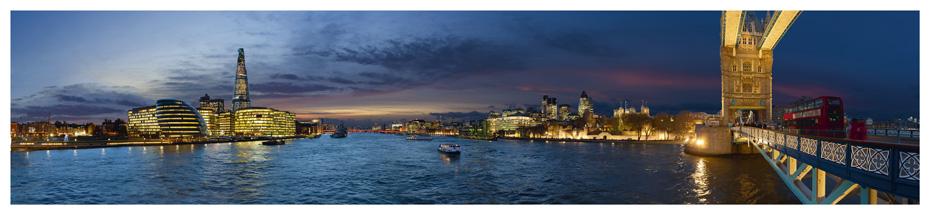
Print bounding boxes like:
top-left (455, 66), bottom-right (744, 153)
top-left (10, 11), bottom-right (920, 123)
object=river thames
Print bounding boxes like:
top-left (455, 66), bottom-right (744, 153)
top-left (11, 133), bottom-right (797, 204)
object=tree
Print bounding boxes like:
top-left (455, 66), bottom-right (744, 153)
top-left (671, 111), bottom-right (695, 140)
top-left (622, 113), bottom-right (652, 140)
top-left (602, 117), bottom-right (621, 133)
top-left (652, 113), bottom-right (675, 140)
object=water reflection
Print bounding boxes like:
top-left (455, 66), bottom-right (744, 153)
top-left (233, 142), bottom-right (270, 163)
top-left (439, 153), bottom-right (460, 165)
top-left (691, 157), bottom-right (710, 203)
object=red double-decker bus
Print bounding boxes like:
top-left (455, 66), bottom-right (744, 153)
top-left (782, 96), bottom-right (845, 138)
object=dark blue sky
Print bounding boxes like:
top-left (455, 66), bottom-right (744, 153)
top-left (10, 11), bottom-right (919, 122)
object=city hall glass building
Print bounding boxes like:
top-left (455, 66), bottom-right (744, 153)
top-left (155, 99), bottom-right (207, 139)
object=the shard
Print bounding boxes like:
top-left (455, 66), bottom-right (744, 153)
top-left (231, 48), bottom-right (251, 112)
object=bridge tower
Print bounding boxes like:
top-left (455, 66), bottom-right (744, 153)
top-left (720, 11), bottom-right (799, 124)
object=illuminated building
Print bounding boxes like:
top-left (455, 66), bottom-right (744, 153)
top-left (297, 119), bottom-right (323, 135)
top-left (640, 100), bottom-right (650, 116)
top-left (233, 107), bottom-right (296, 137)
top-left (197, 108), bottom-right (218, 136)
top-left (127, 105), bottom-right (160, 138)
top-left (390, 123), bottom-right (404, 131)
top-left (540, 96), bottom-right (558, 120)
top-left (558, 104), bottom-right (570, 120)
top-left (502, 108), bottom-right (526, 116)
top-left (613, 99), bottom-right (634, 118)
top-left (231, 48), bottom-right (251, 112)
top-left (488, 116), bottom-right (538, 134)
top-left (15, 121), bottom-right (51, 140)
top-left (540, 95), bottom-right (551, 117)
top-left (578, 91), bottom-right (593, 116)
top-left (216, 111), bottom-right (234, 136)
top-left (155, 99), bottom-right (207, 139)
top-left (198, 94), bottom-right (226, 113)
top-left (42, 121), bottom-right (96, 138)
top-left (10, 122), bottom-right (17, 139)
top-left (405, 119), bottom-right (429, 134)
top-left (487, 109), bottom-right (540, 136)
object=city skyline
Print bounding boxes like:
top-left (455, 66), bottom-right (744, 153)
top-left (11, 11), bottom-right (919, 123)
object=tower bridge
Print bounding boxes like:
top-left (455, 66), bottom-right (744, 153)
top-left (690, 11), bottom-right (920, 204)
top-left (720, 11), bottom-right (799, 124)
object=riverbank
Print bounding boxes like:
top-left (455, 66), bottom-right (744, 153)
top-left (10, 135), bottom-right (319, 152)
top-left (499, 137), bottom-right (683, 144)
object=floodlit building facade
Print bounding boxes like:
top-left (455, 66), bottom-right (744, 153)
top-left (127, 105), bottom-right (160, 138)
top-left (487, 112), bottom-right (539, 134)
top-left (216, 111), bottom-right (234, 136)
top-left (197, 108), bottom-right (218, 137)
top-left (233, 107), bottom-right (295, 137)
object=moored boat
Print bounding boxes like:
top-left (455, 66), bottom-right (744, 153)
top-left (437, 143), bottom-right (461, 154)
top-left (261, 140), bottom-right (285, 145)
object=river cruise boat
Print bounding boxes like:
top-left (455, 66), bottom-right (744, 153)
top-left (437, 143), bottom-right (461, 154)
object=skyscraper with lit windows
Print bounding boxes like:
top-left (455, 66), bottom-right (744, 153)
top-left (578, 90), bottom-right (593, 116)
top-left (199, 94), bottom-right (225, 113)
top-left (231, 48), bottom-right (251, 112)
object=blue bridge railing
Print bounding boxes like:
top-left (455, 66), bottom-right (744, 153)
top-left (733, 126), bottom-right (919, 199)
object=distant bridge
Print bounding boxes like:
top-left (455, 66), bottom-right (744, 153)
top-left (733, 126), bottom-right (919, 204)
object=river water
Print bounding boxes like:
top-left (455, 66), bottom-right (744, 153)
top-left (11, 133), bottom-right (798, 204)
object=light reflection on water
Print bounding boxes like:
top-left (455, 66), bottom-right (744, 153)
top-left (11, 133), bottom-right (798, 204)
top-left (691, 157), bottom-right (710, 203)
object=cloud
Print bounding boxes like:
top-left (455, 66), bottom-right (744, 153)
top-left (293, 36), bottom-right (525, 90)
top-left (149, 66), bottom-right (233, 101)
top-left (12, 104), bottom-right (125, 121)
top-left (269, 73), bottom-right (302, 80)
top-left (269, 73), bottom-right (359, 85)
top-left (251, 82), bottom-right (338, 95)
top-left (535, 31), bottom-right (620, 57)
top-left (11, 83), bottom-right (151, 122)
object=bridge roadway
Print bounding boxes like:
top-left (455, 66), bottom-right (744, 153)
top-left (732, 126), bottom-right (919, 204)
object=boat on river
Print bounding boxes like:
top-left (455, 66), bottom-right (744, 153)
top-left (261, 140), bottom-right (285, 145)
top-left (331, 124), bottom-right (348, 138)
top-left (406, 135), bottom-right (433, 141)
top-left (437, 143), bottom-right (461, 154)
